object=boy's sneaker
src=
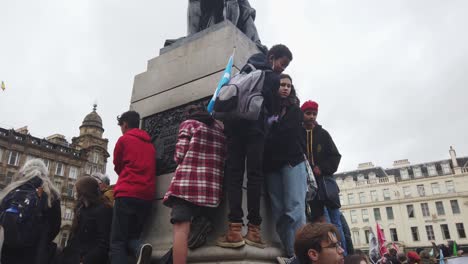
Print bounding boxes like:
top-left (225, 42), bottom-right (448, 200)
top-left (137, 243), bottom-right (152, 264)
top-left (276, 256), bottom-right (296, 264)
top-left (188, 216), bottom-right (213, 249)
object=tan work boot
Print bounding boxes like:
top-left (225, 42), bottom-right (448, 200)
top-left (244, 223), bottom-right (266, 248)
top-left (216, 222), bottom-right (245, 248)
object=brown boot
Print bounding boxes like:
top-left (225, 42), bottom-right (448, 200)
top-left (244, 223), bottom-right (266, 248)
top-left (216, 222), bottom-right (245, 248)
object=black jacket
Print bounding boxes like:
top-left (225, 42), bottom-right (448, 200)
top-left (63, 203), bottom-right (112, 264)
top-left (304, 124), bottom-right (341, 176)
top-left (264, 104), bottom-right (305, 172)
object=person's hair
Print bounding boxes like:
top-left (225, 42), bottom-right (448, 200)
top-left (268, 44), bottom-right (293, 61)
top-left (0, 159), bottom-right (60, 208)
top-left (389, 248), bottom-right (397, 256)
top-left (279, 73), bottom-right (300, 106)
top-left (91, 172), bottom-right (110, 186)
top-left (397, 252), bottom-right (407, 262)
top-left (295, 223), bottom-right (339, 264)
top-left (117, 110), bottom-right (140, 128)
top-left (419, 250), bottom-right (430, 259)
top-left (344, 254), bottom-right (369, 264)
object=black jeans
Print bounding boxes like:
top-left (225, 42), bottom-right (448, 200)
top-left (110, 197), bottom-right (152, 264)
top-left (225, 123), bottom-right (265, 226)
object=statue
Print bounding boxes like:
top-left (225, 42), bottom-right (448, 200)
top-left (166, 0), bottom-right (267, 53)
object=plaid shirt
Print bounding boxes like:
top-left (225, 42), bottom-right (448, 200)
top-left (164, 119), bottom-right (226, 207)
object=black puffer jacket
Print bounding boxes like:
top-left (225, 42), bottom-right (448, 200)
top-left (264, 104), bottom-right (305, 172)
top-left (304, 124), bottom-right (341, 176)
top-left (62, 203), bottom-right (112, 264)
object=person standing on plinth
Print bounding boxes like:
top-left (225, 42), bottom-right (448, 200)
top-left (110, 110), bottom-right (156, 264)
top-left (217, 44), bottom-right (293, 249)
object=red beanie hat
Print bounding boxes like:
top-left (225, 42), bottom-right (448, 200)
top-left (301, 100), bottom-right (319, 112)
top-left (407, 251), bottom-right (421, 261)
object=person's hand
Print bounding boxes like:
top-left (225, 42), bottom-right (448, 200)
top-left (267, 115), bottom-right (279, 125)
top-left (313, 166), bottom-right (321, 176)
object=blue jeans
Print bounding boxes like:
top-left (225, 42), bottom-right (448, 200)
top-left (324, 207), bottom-right (348, 256)
top-left (267, 161), bottom-right (308, 257)
top-left (110, 197), bottom-right (152, 264)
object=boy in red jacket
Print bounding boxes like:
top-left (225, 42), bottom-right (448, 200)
top-left (110, 110), bottom-right (156, 264)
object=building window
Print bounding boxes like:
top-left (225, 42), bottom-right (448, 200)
top-left (403, 186), bottom-right (411, 198)
top-left (364, 230), bottom-right (370, 244)
top-left (359, 192), bottom-right (366, 204)
top-left (362, 209), bottom-right (369, 222)
top-left (352, 231), bottom-right (360, 246)
top-left (421, 203), bottom-right (430, 217)
top-left (369, 172), bottom-right (376, 179)
top-left (348, 193), bottom-right (355, 205)
top-left (451, 200), bottom-right (461, 214)
top-left (7, 151), bottom-right (20, 166)
top-left (426, 225), bottom-right (435, 240)
top-left (417, 185), bottom-right (426, 196)
top-left (441, 163), bottom-right (451, 174)
top-left (431, 183), bottom-right (440, 195)
top-left (64, 208), bottom-right (73, 220)
top-left (446, 181), bottom-right (455, 193)
top-left (0, 148), bottom-right (3, 162)
top-left (67, 184), bottom-right (74, 197)
top-left (371, 190), bottom-right (378, 202)
top-left (407, 204), bottom-right (415, 218)
top-left (411, 227), bottom-right (420, 241)
top-left (5, 171), bottom-right (14, 184)
top-left (69, 166), bottom-right (78, 180)
top-left (441, 224), bottom-right (451, 240)
top-left (383, 189), bottom-right (391, 200)
top-left (456, 223), bottom-right (466, 238)
top-left (436, 201), bottom-right (445, 216)
top-left (42, 159), bottom-right (50, 169)
top-left (55, 162), bottom-right (64, 176)
top-left (428, 165), bottom-right (437, 176)
top-left (390, 228), bottom-right (399, 241)
top-left (54, 180), bottom-right (62, 192)
top-left (357, 174), bottom-right (365, 181)
top-left (400, 169), bottom-right (409, 180)
top-left (413, 167), bottom-right (422, 178)
top-left (350, 210), bottom-right (358, 223)
top-left (386, 207), bottom-right (394, 220)
top-left (339, 194), bottom-right (345, 206)
top-left (85, 165), bottom-right (91, 175)
top-left (374, 208), bottom-right (382, 221)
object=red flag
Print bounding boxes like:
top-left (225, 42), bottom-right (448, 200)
top-left (376, 223), bottom-right (388, 256)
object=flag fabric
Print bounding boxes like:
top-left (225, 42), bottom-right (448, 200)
top-left (368, 228), bottom-right (380, 264)
top-left (440, 248), bottom-right (445, 264)
top-left (1, 81), bottom-right (5, 91)
top-left (392, 242), bottom-right (399, 252)
top-left (207, 51), bottom-right (235, 113)
top-left (453, 240), bottom-right (458, 256)
top-left (376, 223), bottom-right (388, 256)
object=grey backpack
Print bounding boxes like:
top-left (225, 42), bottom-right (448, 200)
top-left (212, 64), bottom-right (267, 121)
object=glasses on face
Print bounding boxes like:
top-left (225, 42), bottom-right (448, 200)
top-left (322, 241), bottom-right (343, 253)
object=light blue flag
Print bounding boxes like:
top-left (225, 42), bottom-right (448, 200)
top-left (439, 248), bottom-right (445, 264)
top-left (207, 51), bottom-right (234, 113)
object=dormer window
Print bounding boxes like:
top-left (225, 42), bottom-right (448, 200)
top-left (357, 174), bottom-right (365, 181)
top-left (441, 163), bottom-right (451, 175)
top-left (413, 167), bottom-right (422, 178)
top-left (428, 164), bottom-right (437, 176)
top-left (368, 172), bottom-right (376, 179)
top-left (400, 168), bottom-right (409, 180)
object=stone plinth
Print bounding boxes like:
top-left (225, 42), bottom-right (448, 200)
top-left (130, 21), bottom-right (282, 263)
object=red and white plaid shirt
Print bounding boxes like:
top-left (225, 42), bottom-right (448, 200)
top-left (164, 119), bottom-right (226, 207)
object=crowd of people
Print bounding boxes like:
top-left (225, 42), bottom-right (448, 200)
top-left (0, 43), bottom-right (462, 264)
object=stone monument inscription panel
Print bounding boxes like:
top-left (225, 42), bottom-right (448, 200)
top-left (143, 97), bottom-right (210, 175)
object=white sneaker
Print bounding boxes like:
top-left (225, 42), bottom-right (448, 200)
top-left (137, 243), bottom-right (153, 264)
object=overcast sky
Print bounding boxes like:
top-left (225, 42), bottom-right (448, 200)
top-left (1, 0), bottom-right (467, 183)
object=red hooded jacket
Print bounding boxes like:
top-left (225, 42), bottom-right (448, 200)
top-left (113, 128), bottom-right (156, 201)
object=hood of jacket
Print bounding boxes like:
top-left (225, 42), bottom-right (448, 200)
top-left (125, 128), bottom-right (151, 142)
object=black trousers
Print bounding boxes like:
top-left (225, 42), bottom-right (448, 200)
top-left (225, 124), bottom-right (265, 226)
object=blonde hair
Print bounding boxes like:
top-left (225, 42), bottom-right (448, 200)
top-left (0, 159), bottom-right (60, 207)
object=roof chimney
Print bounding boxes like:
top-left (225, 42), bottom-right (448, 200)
top-left (393, 159), bottom-right (410, 168)
top-left (449, 146), bottom-right (459, 168)
top-left (358, 162), bottom-right (374, 169)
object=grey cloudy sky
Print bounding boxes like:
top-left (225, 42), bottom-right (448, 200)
top-left (1, 0), bottom-right (467, 183)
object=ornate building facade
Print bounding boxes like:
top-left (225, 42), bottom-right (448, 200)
top-left (335, 147), bottom-right (468, 251)
top-left (0, 105), bottom-right (109, 247)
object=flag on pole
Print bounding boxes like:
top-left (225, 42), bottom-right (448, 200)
top-left (207, 49), bottom-right (235, 113)
top-left (439, 248), bottom-right (445, 264)
top-left (376, 223), bottom-right (388, 256)
top-left (368, 228), bottom-right (380, 264)
top-left (453, 240), bottom-right (458, 256)
top-left (1, 81), bottom-right (5, 91)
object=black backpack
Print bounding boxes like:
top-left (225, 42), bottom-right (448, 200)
top-left (0, 182), bottom-right (45, 248)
